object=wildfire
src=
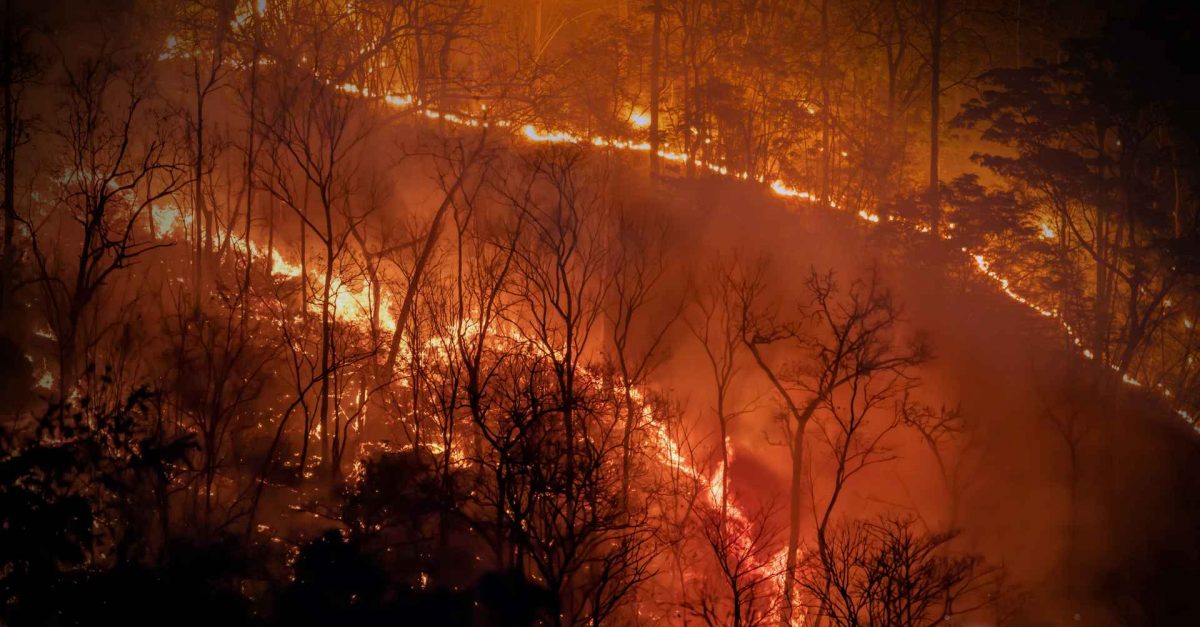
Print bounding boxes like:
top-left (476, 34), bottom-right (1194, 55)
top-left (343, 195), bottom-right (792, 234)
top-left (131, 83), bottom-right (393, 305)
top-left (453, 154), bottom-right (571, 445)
top-left (131, 64), bottom-right (1196, 621)
top-left (277, 74), bottom-right (1200, 610)
top-left (522, 124), bottom-right (583, 144)
top-left (635, 388), bottom-right (793, 623)
top-left (770, 179), bottom-right (813, 200)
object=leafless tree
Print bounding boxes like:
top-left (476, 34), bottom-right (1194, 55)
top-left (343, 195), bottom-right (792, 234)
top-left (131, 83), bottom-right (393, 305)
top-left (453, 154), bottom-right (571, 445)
top-left (170, 0), bottom-right (234, 293)
top-left (607, 203), bottom-right (682, 500)
top-left (687, 500), bottom-right (784, 627)
top-left (164, 283), bottom-right (276, 535)
top-left (500, 144), bottom-right (612, 494)
top-left (736, 265), bottom-right (927, 622)
top-left (687, 255), bottom-right (754, 516)
top-left (799, 516), bottom-right (991, 627)
top-left (0, 0), bottom-right (40, 310)
top-left (26, 42), bottom-right (185, 400)
top-left (259, 40), bottom-right (381, 482)
top-left (1034, 359), bottom-right (1096, 598)
top-left (901, 399), bottom-right (969, 525)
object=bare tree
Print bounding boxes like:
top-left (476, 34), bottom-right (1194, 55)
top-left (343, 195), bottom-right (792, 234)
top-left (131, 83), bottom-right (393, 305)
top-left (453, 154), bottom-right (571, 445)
top-left (380, 128), bottom-right (492, 380)
top-left (799, 516), bottom-right (991, 626)
top-left (687, 500), bottom-right (784, 627)
top-left (170, 0), bottom-right (234, 294)
top-left (259, 43), bottom-right (380, 482)
top-left (1034, 360), bottom-right (1095, 599)
top-left (0, 0), bottom-right (40, 309)
top-left (901, 399), bottom-right (968, 525)
top-left (687, 255), bottom-right (753, 516)
top-left (501, 144), bottom-right (611, 494)
top-left (736, 265), bottom-right (926, 622)
top-left (607, 203), bottom-right (681, 500)
top-left (26, 43), bottom-right (184, 399)
top-left (165, 283), bottom-right (275, 535)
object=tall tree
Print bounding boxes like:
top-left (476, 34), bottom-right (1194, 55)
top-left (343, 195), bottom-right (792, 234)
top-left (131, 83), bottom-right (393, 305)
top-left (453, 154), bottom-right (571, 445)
top-left (736, 266), bottom-right (925, 623)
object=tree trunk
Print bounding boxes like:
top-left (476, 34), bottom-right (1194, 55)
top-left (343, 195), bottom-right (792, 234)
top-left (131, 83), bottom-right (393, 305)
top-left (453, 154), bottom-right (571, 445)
top-left (620, 378), bottom-right (638, 502)
top-left (242, 30), bottom-right (258, 333)
top-left (718, 398), bottom-right (730, 519)
top-left (382, 146), bottom-right (478, 377)
top-left (1093, 202), bottom-right (1110, 362)
top-left (649, 0), bottom-right (662, 177)
top-left (746, 339), bottom-right (820, 627)
top-left (414, 1), bottom-right (426, 105)
top-left (928, 0), bottom-right (943, 238)
top-left (819, 0), bottom-right (832, 207)
top-left (783, 419), bottom-right (806, 626)
top-left (265, 195), bottom-right (275, 276)
top-left (0, 0), bottom-right (16, 308)
top-left (194, 76), bottom-right (206, 307)
top-left (320, 218), bottom-right (334, 481)
top-left (297, 205), bottom-right (311, 479)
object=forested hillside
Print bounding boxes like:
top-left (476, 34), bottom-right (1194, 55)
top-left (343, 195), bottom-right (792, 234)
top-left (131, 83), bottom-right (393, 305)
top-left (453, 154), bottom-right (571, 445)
top-left (2, 1), bottom-right (1199, 625)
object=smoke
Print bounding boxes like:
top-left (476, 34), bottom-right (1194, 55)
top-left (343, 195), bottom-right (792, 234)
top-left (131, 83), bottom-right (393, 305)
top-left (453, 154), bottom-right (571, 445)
top-left (629, 169), bottom-right (1200, 625)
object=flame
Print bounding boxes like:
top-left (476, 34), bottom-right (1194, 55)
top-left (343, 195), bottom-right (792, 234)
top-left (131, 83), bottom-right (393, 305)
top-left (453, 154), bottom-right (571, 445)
top-left (265, 83), bottom-right (1200, 617)
top-left (269, 252), bottom-right (302, 278)
top-left (152, 203), bottom-right (181, 234)
top-left (139, 69), bottom-right (1200, 619)
top-left (522, 124), bottom-right (583, 144)
top-left (626, 106), bottom-right (651, 129)
top-left (645, 405), bottom-right (792, 622)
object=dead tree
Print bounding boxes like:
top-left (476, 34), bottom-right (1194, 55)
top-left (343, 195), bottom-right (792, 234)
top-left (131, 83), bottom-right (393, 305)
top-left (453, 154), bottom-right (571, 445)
top-left (260, 50), bottom-right (377, 482)
top-left (901, 400), bottom-right (969, 526)
top-left (1034, 358), bottom-right (1095, 599)
top-left (379, 129), bottom-right (492, 382)
top-left (164, 283), bottom-right (275, 535)
top-left (687, 255), bottom-right (754, 517)
top-left (687, 500), bottom-right (784, 627)
top-left (606, 203), bottom-right (681, 500)
top-left (26, 43), bottom-right (184, 399)
top-left (736, 265), bottom-right (926, 622)
top-left (800, 516), bottom-right (991, 626)
top-left (500, 144), bottom-right (612, 502)
top-left (171, 0), bottom-right (234, 294)
top-left (0, 0), bottom-right (40, 310)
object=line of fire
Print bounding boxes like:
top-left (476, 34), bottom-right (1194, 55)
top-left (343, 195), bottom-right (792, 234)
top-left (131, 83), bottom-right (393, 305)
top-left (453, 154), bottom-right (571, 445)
top-left (2, 0), bottom-right (1199, 625)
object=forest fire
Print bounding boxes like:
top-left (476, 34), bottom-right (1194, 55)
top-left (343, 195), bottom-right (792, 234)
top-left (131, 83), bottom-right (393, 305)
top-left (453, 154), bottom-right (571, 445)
top-left (3, 1), bottom-right (1200, 626)
top-left (359, 70), bottom-right (1198, 430)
